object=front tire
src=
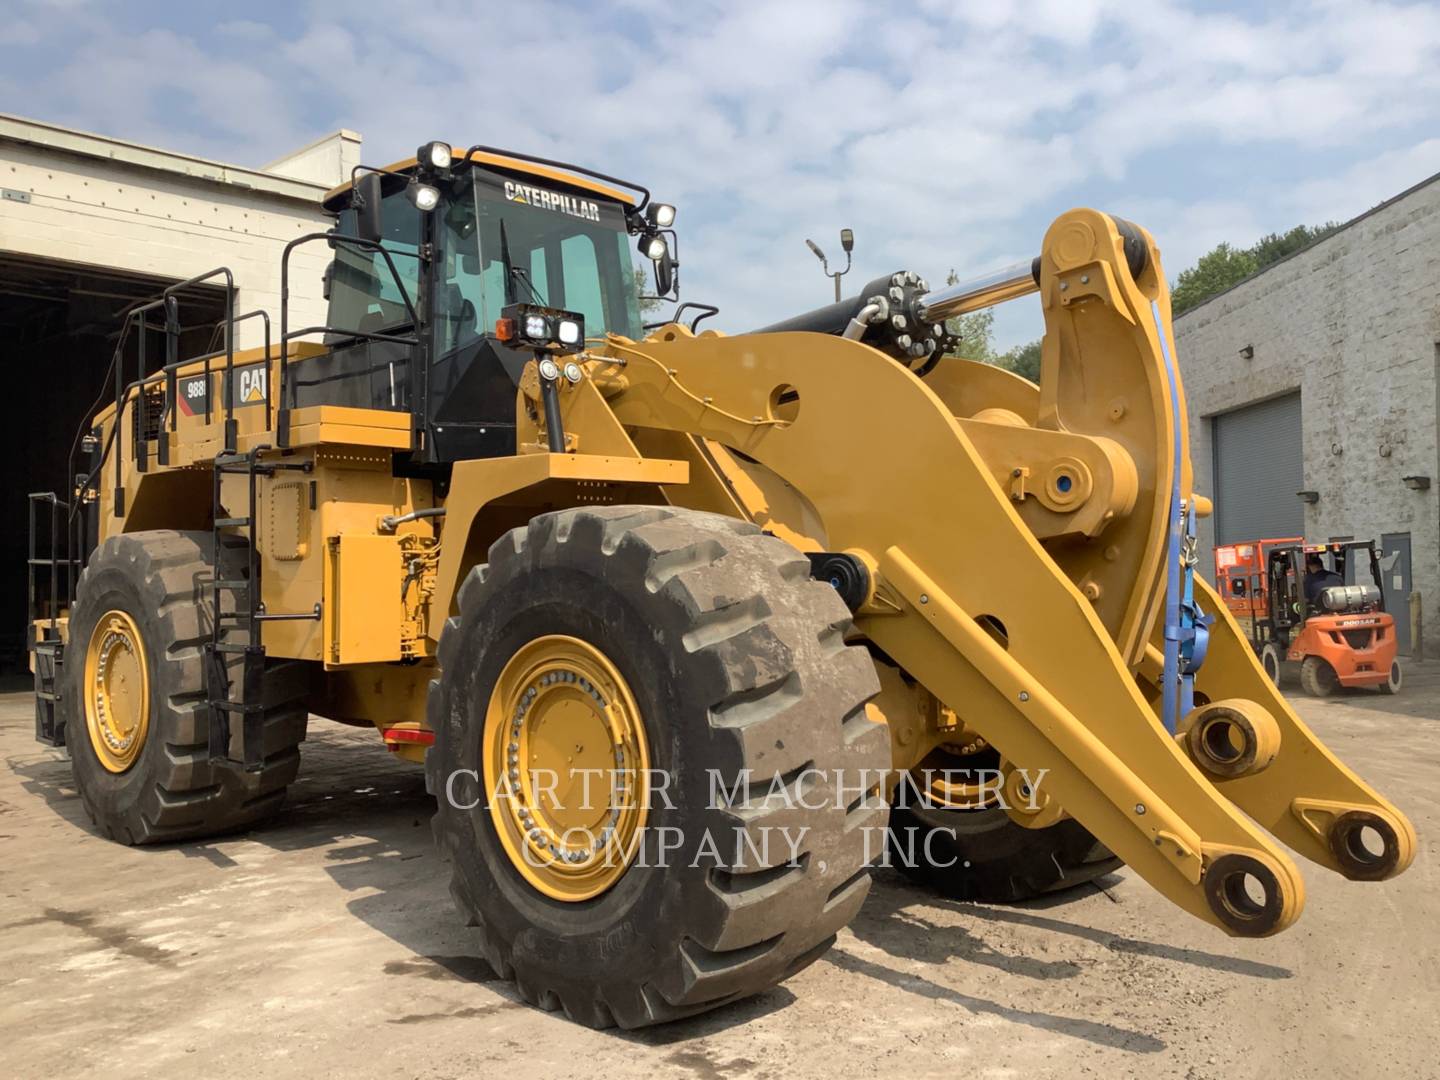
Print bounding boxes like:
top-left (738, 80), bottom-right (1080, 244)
top-left (64, 531), bottom-right (307, 844)
top-left (426, 506), bottom-right (890, 1029)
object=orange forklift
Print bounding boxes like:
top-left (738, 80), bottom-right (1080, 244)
top-left (1216, 538), bottom-right (1401, 696)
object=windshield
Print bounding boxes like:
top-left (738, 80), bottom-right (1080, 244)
top-left (436, 168), bottom-right (643, 354)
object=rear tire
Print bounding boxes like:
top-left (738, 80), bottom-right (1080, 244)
top-left (1300, 655), bottom-right (1339, 697)
top-left (1379, 660), bottom-right (1402, 695)
top-left (64, 530), bottom-right (307, 844)
top-left (888, 797), bottom-right (1120, 901)
top-left (1260, 643), bottom-right (1284, 687)
top-left (427, 506), bottom-right (891, 1029)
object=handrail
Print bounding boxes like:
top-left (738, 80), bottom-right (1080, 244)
top-left (64, 279), bottom-right (221, 531)
top-left (277, 232), bottom-right (421, 448)
top-left (163, 312), bottom-right (271, 371)
top-left (109, 267), bottom-right (236, 497)
top-left (166, 309), bottom-right (272, 443)
top-left (283, 325), bottom-right (418, 346)
top-left (27, 492), bottom-right (73, 637)
top-left (645, 302), bottom-right (719, 333)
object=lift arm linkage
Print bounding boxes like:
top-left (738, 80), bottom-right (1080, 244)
top-left (580, 208), bottom-right (1413, 937)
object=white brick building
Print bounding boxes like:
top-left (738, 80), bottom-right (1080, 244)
top-left (1175, 172), bottom-right (1440, 654)
top-left (0, 114), bottom-right (357, 346)
top-left (0, 115), bottom-right (358, 661)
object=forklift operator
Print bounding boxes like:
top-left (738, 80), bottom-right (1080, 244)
top-left (1305, 553), bottom-right (1343, 604)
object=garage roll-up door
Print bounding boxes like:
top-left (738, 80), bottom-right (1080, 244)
top-left (1212, 391), bottom-right (1304, 545)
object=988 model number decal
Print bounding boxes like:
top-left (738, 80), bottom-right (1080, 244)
top-left (177, 373), bottom-right (209, 417)
top-left (176, 363), bottom-right (269, 417)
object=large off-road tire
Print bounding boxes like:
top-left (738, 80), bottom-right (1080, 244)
top-left (1300, 655), bottom-right (1339, 697)
top-left (426, 506), bottom-right (890, 1029)
top-left (888, 796), bottom-right (1120, 902)
top-left (63, 530), bottom-right (307, 844)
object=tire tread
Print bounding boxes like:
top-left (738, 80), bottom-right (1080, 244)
top-left (428, 505), bottom-right (889, 1029)
top-left (64, 530), bottom-right (307, 845)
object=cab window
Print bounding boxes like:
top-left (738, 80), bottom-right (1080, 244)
top-left (328, 193), bottom-right (422, 333)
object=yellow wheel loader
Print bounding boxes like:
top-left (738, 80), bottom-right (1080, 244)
top-left (26, 141), bottom-right (1415, 1028)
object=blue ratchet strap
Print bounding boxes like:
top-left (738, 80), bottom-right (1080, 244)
top-left (1153, 300), bottom-right (1209, 733)
top-left (1177, 503), bottom-right (1213, 719)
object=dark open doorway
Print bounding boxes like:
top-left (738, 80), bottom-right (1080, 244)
top-left (0, 252), bottom-right (227, 669)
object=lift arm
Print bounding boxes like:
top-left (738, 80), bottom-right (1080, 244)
top-left (565, 208), bottom-right (1412, 937)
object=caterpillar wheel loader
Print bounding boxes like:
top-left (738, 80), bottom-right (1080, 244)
top-left (26, 140), bottom-right (1415, 1029)
top-left (1216, 538), bottom-right (1402, 696)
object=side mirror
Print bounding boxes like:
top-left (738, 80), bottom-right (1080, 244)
top-left (356, 172), bottom-right (384, 244)
top-left (653, 249), bottom-right (675, 297)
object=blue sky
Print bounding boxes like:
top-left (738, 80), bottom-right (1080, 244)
top-left (4, 0), bottom-right (1440, 347)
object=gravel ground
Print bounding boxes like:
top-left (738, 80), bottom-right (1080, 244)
top-left (2, 668), bottom-right (1435, 1079)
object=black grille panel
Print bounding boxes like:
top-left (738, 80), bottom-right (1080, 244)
top-left (1342, 629), bottom-right (1373, 650)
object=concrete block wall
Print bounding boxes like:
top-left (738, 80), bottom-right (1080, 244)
top-left (1175, 174), bottom-right (1440, 644)
top-left (0, 120), bottom-right (341, 350)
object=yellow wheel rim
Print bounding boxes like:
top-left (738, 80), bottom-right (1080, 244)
top-left (483, 635), bottom-right (651, 902)
top-left (83, 609), bottom-right (151, 774)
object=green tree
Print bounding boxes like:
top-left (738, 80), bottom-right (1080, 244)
top-left (1249, 222), bottom-right (1339, 269)
top-left (946, 308), bottom-right (998, 363)
top-left (996, 339), bottom-right (1041, 382)
top-left (938, 269), bottom-right (1044, 381)
top-left (940, 269), bottom-right (1044, 381)
top-left (939, 269), bottom-right (997, 362)
top-left (633, 267), bottom-right (664, 316)
top-left (1170, 242), bottom-right (1258, 315)
top-left (1170, 222), bottom-right (1341, 315)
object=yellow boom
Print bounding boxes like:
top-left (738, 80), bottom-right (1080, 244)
top-left (496, 207), bottom-right (1414, 935)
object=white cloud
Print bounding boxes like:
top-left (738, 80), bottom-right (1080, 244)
top-left (1116, 198), bottom-right (1268, 283)
top-left (1290, 138), bottom-right (1440, 223)
top-left (5, 0), bottom-right (1440, 340)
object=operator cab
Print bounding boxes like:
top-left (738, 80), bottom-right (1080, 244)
top-left (307, 142), bottom-right (679, 463)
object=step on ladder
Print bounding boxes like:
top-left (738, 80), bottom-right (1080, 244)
top-left (204, 446), bottom-right (317, 772)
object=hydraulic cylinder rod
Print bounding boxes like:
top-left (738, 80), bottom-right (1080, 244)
top-left (916, 216), bottom-right (1150, 322)
top-left (916, 259), bottom-right (1040, 322)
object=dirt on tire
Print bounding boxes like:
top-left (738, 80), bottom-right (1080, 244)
top-left (426, 506), bottom-right (892, 1029)
top-left (65, 530), bottom-right (307, 844)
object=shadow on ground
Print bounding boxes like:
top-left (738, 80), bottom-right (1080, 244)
top-left (8, 710), bottom-right (1303, 1053)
